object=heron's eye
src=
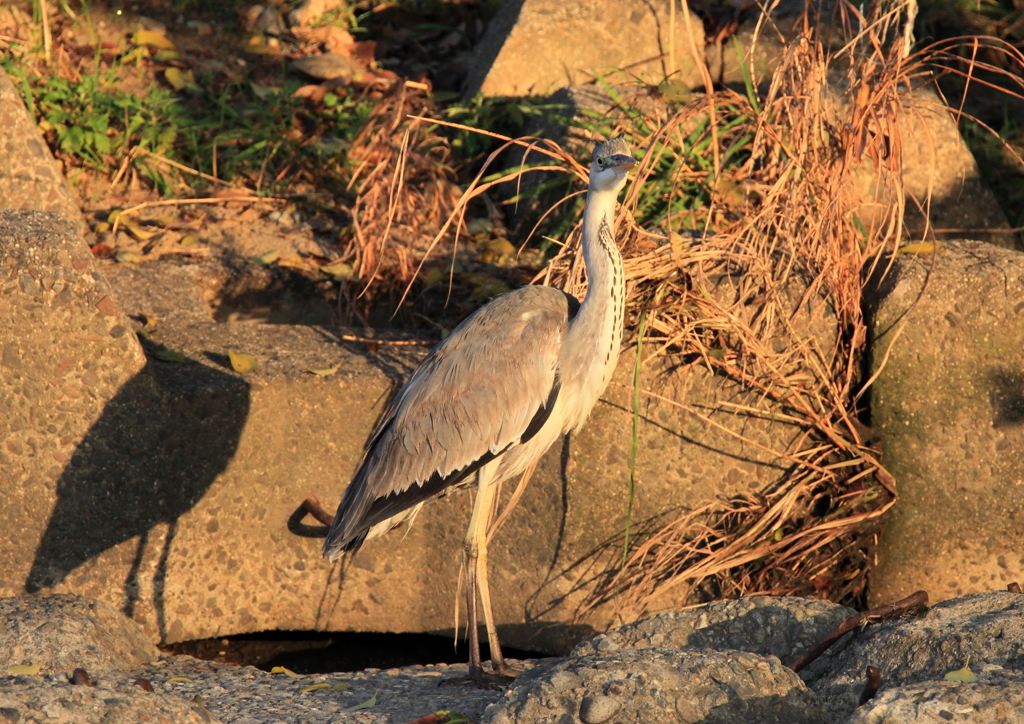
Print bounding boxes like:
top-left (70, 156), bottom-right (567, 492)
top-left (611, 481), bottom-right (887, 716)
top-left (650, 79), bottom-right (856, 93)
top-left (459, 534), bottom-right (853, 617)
top-left (596, 157), bottom-right (605, 167)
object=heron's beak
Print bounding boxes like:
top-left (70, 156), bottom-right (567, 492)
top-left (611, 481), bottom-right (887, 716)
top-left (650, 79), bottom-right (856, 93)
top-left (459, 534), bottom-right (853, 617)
top-left (606, 154), bottom-right (637, 169)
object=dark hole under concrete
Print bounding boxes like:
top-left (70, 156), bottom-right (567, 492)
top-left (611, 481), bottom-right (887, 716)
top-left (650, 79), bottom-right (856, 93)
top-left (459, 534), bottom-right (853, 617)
top-left (162, 631), bottom-right (550, 674)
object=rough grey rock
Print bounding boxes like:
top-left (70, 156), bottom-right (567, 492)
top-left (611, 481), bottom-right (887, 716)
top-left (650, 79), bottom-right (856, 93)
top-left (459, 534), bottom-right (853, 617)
top-left (0, 674), bottom-right (219, 724)
top-left (844, 669), bottom-right (1024, 724)
top-left (482, 648), bottom-right (828, 724)
top-left (0, 591), bottom-right (526, 724)
top-left (464, 0), bottom-right (706, 98)
top-left (866, 241), bottom-right (1024, 604)
top-left (0, 595), bottom-right (159, 677)
top-left (573, 596), bottom-right (855, 680)
top-left (134, 654), bottom-right (535, 724)
top-left (813, 591), bottom-right (1024, 721)
top-left (0, 68), bottom-right (85, 233)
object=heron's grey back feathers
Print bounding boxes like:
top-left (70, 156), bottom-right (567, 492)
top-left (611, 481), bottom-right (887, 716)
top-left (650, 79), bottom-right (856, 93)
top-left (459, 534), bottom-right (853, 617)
top-left (323, 285), bottom-right (579, 556)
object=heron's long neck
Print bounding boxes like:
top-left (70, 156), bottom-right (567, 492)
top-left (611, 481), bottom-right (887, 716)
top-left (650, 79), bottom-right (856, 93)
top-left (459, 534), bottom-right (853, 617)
top-left (563, 185), bottom-right (625, 425)
top-left (578, 187), bottom-right (625, 328)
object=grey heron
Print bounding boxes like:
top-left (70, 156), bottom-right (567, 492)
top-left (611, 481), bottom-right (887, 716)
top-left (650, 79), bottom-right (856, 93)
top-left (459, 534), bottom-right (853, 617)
top-left (322, 137), bottom-right (636, 685)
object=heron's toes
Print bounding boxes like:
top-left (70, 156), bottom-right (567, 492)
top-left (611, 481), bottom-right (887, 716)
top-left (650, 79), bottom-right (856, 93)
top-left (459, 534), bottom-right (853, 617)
top-left (438, 666), bottom-right (515, 690)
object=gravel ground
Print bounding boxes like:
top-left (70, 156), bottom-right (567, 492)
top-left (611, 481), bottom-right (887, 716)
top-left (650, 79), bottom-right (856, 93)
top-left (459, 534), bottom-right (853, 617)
top-left (136, 655), bottom-right (544, 724)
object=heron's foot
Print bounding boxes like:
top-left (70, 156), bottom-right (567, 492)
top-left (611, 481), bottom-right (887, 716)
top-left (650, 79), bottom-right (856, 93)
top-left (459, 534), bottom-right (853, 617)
top-left (489, 661), bottom-right (518, 679)
top-left (439, 665), bottom-right (516, 690)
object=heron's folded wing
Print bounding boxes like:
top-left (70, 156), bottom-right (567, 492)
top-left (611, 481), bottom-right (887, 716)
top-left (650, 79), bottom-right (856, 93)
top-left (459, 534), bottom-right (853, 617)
top-left (325, 286), bottom-right (574, 551)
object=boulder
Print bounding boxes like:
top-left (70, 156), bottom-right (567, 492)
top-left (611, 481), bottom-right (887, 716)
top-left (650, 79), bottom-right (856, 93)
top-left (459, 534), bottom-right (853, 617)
top-left (0, 67), bottom-right (842, 648)
top-left (845, 671), bottom-right (1024, 724)
top-left (573, 596), bottom-right (856, 681)
top-left (464, 0), bottom-right (706, 98)
top-left (0, 68), bottom-right (85, 233)
top-left (482, 648), bottom-right (828, 724)
top-left (0, 594), bottom-right (159, 677)
top-left (0, 675), bottom-right (219, 724)
top-left (866, 241), bottom-right (1024, 605)
top-left (812, 591), bottom-right (1024, 721)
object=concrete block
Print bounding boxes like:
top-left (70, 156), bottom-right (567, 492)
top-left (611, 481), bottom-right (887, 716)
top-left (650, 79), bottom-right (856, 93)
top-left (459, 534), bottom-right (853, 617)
top-left (867, 241), bottom-right (1024, 605)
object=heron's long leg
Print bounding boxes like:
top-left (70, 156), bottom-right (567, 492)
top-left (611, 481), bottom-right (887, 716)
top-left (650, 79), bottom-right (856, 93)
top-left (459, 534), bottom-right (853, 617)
top-left (464, 465), bottom-right (502, 685)
top-left (475, 500), bottom-right (509, 675)
top-left (480, 460), bottom-right (538, 676)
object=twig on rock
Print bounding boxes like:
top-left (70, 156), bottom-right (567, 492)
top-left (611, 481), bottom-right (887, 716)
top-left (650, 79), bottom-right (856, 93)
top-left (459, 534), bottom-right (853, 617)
top-left (302, 495), bottom-right (335, 526)
top-left (339, 334), bottom-right (433, 346)
top-left (788, 591), bottom-right (929, 673)
top-left (858, 666), bottom-right (881, 705)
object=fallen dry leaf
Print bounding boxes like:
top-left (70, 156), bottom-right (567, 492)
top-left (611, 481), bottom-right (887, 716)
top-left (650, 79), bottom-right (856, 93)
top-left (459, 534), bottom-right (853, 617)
top-left (134, 29), bottom-right (175, 50)
top-left (341, 692), bottom-right (377, 713)
top-left (115, 250), bottom-right (145, 263)
top-left (252, 250), bottom-right (280, 266)
top-left (270, 666), bottom-right (301, 677)
top-left (944, 658), bottom-right (979, 683)
top-left (8, 664), bottom-right (41, 676)
top-left (306, 363), bottom-right (341, 377)
top-left (229, 349), bottom-right (258, 374)
top-left (898, 241), bottom-right (943, 255)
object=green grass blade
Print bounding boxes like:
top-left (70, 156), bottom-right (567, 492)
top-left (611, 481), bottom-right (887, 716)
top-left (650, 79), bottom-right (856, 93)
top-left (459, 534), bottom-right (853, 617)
top-left (621, 309), bottom-right (647, 571)
top-left (734, 37), bottom-right (760, 115)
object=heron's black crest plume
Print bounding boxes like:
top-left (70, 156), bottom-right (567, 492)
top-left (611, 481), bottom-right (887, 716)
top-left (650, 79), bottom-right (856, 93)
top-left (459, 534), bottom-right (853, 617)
top-left (593, 137), bottom-right (632, 161)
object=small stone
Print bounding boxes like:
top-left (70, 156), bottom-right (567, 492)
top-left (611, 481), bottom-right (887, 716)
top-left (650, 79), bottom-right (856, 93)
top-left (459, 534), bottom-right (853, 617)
top-left (549, 671), bottom-right (580, 692)
top-left (95, 295), bottom-right (120, 316)
top-left (579, 695), bottom-right (620, 724)
top-left (19, 273), bottom-right (38, 295)
top-left (2, 344), bottom-right (22, 369)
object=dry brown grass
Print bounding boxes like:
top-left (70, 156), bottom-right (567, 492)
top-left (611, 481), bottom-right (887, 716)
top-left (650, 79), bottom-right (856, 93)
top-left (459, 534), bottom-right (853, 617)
top-left (328, 81), bottom-right (465, 325)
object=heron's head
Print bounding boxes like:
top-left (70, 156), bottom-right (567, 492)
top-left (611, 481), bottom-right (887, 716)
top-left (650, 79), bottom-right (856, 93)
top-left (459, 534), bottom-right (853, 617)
top-left (589, 137), bottom-right (636, 193)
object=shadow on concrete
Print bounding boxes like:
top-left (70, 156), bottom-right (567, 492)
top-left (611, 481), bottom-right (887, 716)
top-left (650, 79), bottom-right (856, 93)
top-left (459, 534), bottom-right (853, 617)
top-left (25, 356), bottom-right (249, 638)
top-left (989, 366), bottom-right (1024, 426)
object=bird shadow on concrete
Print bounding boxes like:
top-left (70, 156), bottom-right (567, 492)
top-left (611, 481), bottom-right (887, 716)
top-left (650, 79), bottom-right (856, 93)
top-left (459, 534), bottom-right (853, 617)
top-left (24, 356), bottom-right (249, 639)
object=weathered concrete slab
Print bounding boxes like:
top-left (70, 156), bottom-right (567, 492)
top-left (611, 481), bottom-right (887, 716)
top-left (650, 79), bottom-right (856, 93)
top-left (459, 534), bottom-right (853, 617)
top-left (0, 68), bottom-right (85, 233)
top-left (1, 210), bottom-right (148, 606)
top-left (1, 235), bottom-right (824, 652)
top-left (866, 241), bottom-right (1024, 605)
top-left (464, 0), bottom-right (706, 98)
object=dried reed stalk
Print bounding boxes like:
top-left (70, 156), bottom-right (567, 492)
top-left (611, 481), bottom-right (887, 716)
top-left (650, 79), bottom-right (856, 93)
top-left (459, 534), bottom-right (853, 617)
top-left (332, 81), bottom-right (462, 322)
